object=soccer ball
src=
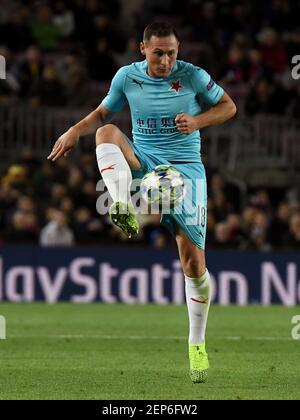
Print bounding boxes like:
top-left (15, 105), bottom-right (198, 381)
top-left (140, 165), bottom-right (186, 209)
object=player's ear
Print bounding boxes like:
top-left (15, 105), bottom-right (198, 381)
top-left (140, 42), bottom-right (146, 55)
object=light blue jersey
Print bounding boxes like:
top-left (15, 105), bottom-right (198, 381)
top-left (102, 60), bottom-right (224, 163)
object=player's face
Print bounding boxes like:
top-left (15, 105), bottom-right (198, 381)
top-left (140, 35), bottom-right (179, 78)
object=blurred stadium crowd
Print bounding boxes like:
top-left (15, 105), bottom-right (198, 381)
top-left (0, 147), bottom-right (299, 250)
top-left (0, 0), bottom-right (300, 114)
top-left (0, 0), bottom-right (300, 249)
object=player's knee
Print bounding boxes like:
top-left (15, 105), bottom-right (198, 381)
top-left (95, 124), bottom-right (120, 146)
top-left (183, 256), bottom-right (206, 278)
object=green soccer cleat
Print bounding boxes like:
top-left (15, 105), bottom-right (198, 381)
top-left (109, 201), bottom-right (139, 238)
top-left (189, 343), bottom-right (209, 383)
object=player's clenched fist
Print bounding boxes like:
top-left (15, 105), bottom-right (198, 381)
top-left (175, 113), bottom-right (199, 134)
top-left (47, 127), bottom-right (79, 161)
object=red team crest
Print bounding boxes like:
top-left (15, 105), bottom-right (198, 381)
top-left (170, 80), bottom-right (182, 93)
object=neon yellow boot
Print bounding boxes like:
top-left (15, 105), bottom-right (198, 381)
top-left (109, 201), bottom-right (139, 238)
top-left (189, 343), bottom-right (209, 383)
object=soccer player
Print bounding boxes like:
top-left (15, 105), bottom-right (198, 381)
top-left (47, 22), bottom-right (237, 383)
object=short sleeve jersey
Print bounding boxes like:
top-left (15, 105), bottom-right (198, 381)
top-left (102, 60), bottom-right (224, 162)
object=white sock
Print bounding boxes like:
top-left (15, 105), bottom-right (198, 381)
top-left (185, 269), bottom-right (211, 345)
top-left (96, 143), bottom-right (132, 203)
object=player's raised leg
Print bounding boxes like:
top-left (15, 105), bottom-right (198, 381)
top-left (176, 228), bottom-right (211, 383)
top-left (95, 124), bottom-right (141, 237)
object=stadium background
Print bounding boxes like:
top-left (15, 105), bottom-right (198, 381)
top-left (0, 0), bottom-right (300, 400)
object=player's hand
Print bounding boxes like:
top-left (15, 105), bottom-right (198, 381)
top-left (175, 113), bottom-right (198, 135)
top-left (47, 127), bottom-right (79, 161)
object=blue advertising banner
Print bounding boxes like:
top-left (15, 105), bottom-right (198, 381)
top-left (0, 246), bottom-right (299, 305)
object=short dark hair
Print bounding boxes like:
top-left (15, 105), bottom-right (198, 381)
top-left (143, 22), bottom-right (179, 43)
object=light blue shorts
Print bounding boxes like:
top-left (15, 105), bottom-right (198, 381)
top-left (127, 139), bottom-right (207, 249)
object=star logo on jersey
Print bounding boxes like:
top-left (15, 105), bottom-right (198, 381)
top-left (170, 80), bottom-right (182, 93)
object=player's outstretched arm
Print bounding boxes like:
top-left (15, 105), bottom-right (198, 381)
top-left (47, 104), bottom-right (111, 161)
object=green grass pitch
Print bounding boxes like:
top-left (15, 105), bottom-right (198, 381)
top-left (0, 303), bottom-right (300, 400)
